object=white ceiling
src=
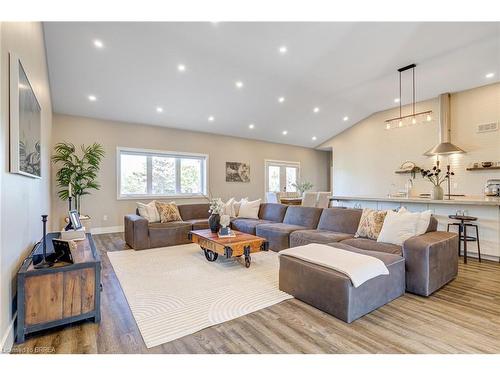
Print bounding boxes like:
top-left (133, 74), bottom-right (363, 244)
top-left (43, 22), bottom-right (500, 148)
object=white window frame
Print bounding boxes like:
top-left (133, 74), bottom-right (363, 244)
top-left (264, 159), bottom-right (301, 193)
top-left (117, 147), bottom-right (209, 200)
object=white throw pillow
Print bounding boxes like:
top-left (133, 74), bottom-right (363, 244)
top-left (237, 199), bottom-right (261, 219)
top-left (398, 207), bottom-right (432, 236)
top-left (233, 198), bottom-right (248, 217)
top-left (377, 210), bottom-right (419, 246)
top-left (222, 197), bottom-right (236, 217)
top-left (136, 201), bottom-right (160, 222)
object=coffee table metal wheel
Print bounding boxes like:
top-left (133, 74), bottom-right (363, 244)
top-left (244, 254), bottom-right (251, 268)
top-left (202, 248), bottom-right (218, 262)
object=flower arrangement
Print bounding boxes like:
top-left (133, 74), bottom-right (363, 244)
top-left (291, 180), bottom-right (314, 195)
top-left (208, 198), bottom-right (224, 215)
top-left (420, 161), bottom-right (454, 186)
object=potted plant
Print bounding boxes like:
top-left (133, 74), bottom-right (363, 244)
top-left (291, 180), bottom-right (314, 196)
top-left (420, 161), bottom-right (454, 200)
top-left (208, 198), bottom-right (224, 233)
top-left (52, 142), bottom-right (105, 228)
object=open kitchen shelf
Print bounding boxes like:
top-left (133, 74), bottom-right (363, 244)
top-left (466, 166), bottom-right (500, 171)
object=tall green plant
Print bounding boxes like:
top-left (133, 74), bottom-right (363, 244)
top-left (52, 142), bottom-right (105, 213)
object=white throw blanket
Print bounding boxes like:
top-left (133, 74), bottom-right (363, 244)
top-left (279, 244), bottom-right (389, 287)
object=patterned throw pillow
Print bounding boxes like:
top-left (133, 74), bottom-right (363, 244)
top-left (155, 201), bottom-right (183, 223)
top-left (354, 208), bottom-right (388, 240)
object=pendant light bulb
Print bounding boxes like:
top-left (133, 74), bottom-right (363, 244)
top-left (426, 114), bottom-right (432, 122)
top-left (398, 120), bottom-right (403, 128)
top-left (412, 117), bottom-right (417, 125)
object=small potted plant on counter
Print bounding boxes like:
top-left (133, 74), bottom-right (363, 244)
top-left (421, 161), bottom-right (454, 200)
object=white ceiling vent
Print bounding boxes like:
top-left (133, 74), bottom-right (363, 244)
top-left (476, 122), bottom-right (499, 133)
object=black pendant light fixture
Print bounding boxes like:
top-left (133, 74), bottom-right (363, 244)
top-left (385, 64), bottom-right (433, 130)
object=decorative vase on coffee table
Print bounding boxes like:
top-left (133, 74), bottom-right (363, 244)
top-left (431, 185), bottom-right (444, 200)
top-left (208, 214), bottom-right (221, 233)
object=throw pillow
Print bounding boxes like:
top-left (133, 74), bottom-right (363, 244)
top-left (398, 207), bottom-right (432, 235)
top-left (136, 201), bottom-right (160, 222)
top-left (222, 197), bottom-right (236, 217)
top-left (237, 198), bottom-right (261, 219)
top-left (377, 210), bottom-right (420, 245)
top-left (354, 208), bottom-right (387, 240)
top-left (233, 197), bottom-right (248, 217)
top-left (155, 201), bottom-right (183, 223)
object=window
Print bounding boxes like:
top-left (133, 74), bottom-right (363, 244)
top-left (118, 147), bottom-right (207, 198)
top-left (265, 160), bottom-right (300, 192)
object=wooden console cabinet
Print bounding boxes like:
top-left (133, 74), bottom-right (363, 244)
top-left (16, 232), bottom-right (101, 343)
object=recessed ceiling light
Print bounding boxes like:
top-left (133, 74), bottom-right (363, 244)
top-left (88, 95), bottom-right (97, 102)
top-left (394, 98), bottom-right (400, 103)
top-left (208, 116), bottom-right (215, 122)
top-left (177, 64), bottom-right (186, 72)
top-left (282, 130), bottom-right (288, 135)
top-left (278, 97), bottom-right (285, 103)
top-left (312, 136), bottom-right (317, 141)
top-left (343, 116), bottom-right (349, 121)
top-left (485, 72), bottom-right (495, 78)
top-left (93, 39), bottom-right (104, 49)
top-left (248, 124), bottom-right (255, 129)
top-left (235, 81), bottom-right (244, 89)
top-left (313, 107), bottom-right (320, 113)
top-left (156, 107), bottom-right (163, 113)
top-left (278, 46), bottom-right (288, 54)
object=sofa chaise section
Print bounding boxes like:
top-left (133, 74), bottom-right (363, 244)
top-left (289, 208), bottom-right (361, 247)
top-left (256, 206), bottom-right (323, 251)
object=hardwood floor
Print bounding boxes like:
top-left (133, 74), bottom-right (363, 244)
top-left (12, 232), bottom-right (500, 354)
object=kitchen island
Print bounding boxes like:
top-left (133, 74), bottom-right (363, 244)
top-left (330, 195), bottom-right (500, 261)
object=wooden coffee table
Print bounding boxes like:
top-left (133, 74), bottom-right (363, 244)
top-left (189, 229), bottom-right (269, 268)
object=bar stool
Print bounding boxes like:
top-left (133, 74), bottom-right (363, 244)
top-left (447, 215), bottom-right (481, 264)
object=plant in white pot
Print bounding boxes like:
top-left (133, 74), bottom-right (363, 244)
top-left (52, 142), bottom-right (105, 229)
top-left (420, 161), bottom-right (454, 200)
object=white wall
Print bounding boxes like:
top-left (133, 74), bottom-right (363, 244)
top-left (51, 114), bottom-right (330, 231)
top-left (0, 22), bottom-right (53, 351)
top-left (320, 83), bottom-right (500, 197)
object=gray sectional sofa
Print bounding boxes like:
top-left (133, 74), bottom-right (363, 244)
top-left (124, 202), bottom-right (458, 297)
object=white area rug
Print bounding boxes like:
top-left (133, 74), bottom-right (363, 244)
top-left (107, 243), bottom-right (292, 348)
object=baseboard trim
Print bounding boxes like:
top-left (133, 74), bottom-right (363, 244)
top-left (90, 225), bottom-right (124, 235)
top-left (1, 312), bottom-right (17, 353)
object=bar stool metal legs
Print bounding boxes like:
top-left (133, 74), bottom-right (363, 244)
top-left (447, 215), bottom-right (481, 264)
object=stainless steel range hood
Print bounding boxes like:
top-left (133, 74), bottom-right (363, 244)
top-left (424, 93), bottom-right (465, 156)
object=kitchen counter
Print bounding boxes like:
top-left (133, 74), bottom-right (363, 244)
top-left (330, 195), bottom-right (500, 206)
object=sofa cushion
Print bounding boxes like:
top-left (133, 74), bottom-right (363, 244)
top-left (289, 229), bottom-right (354, 247)
top-left (258, 203), bottom-right (288, 222)
top-left (339, 237), bottom-right (402, 255)
top-left (354, 208), bottom-right (387, 240)
top-left (256, 223), bottom-right (309, 251)
top-left (317, 208), bottom-right (362, 234)
top-left (177, 203), bottom-right (210, 221)
top-left (283, 206), bottom-right (323, 228)
top-left (155, 201), bottom-right (183, 223)
top-left (148, 221), bottom-right (192, 248)
top-left (231, 218), bottom-right (273, 235)
top-left (185, 218), bottom-right (209, 230)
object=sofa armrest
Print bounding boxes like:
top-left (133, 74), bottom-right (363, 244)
top-left (403, 231), bottom-right (458, 296)
top-left (124, 214), bottom-right (150, 250)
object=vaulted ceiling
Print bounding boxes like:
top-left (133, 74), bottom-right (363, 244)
top-left (43, 22), bottom-right (500, 147)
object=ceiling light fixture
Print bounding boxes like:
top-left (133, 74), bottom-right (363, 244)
top-left (278, 46), bottom-right (287, 54)
top-left (313, 107), bottom-right (320, 113)
top-left (282, 130), bottom-right (288, 135)
top-left (385, 63), bottom-right (432, 130)
top-left (88, 95), bottom-right (97, 102)
top-left (93, 39), bottom-right (104, 48)
top-left (235, 81), bottom-right (244, 89)
top-left (485, 72), bottom-right (495, 78)
top-left (248, 124), bottom-right (255, 129)
top-left (177, 64), bottom-right (186, 72)
top-left (312, 136), bottom-right (317, 141)
top-left (343, 116), bottom-right (349, 121)
top-left (156, 107), bottom-right (163, 113)
top-left (278, 97), bottom-right (285, 103)
top-left (394, 98), bottom-right (400, 103)
top-left (208, 116), bottom-right (215, 122)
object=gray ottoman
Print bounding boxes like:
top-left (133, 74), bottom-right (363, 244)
top-left (279, 243), bottom-right (405, 323)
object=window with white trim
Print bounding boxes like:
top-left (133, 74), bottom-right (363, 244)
top-left (265, 160), bottom-right (300, 192)
top-left (118, 148), bottom-right (208, 198)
